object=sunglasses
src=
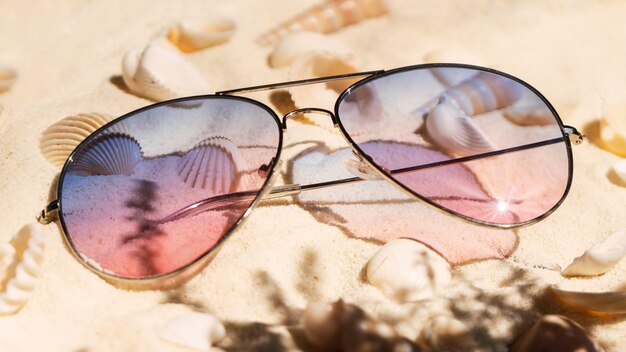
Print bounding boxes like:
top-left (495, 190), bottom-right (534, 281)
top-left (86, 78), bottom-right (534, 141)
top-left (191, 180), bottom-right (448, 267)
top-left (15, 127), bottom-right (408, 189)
top-left (38, 63), bottom-right (584, 287)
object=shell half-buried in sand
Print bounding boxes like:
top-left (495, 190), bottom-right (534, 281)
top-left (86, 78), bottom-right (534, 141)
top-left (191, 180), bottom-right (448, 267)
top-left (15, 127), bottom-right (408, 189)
top-left (159, 311), bottom-right (226, 349)
top-left (268, 31), bottom-right (353, 68)
top-left (167, 18), bottom-right (236, 52)
top-left (257, 0), bottom-right (389, 46)
top-left (0, 65), bottom-right (17, 93)
top-left (71, 133), bottom-right (143, 176)
top-left (598, 102), bottom-right (626, 157)
top-left (177, 136), bottom-right (244, 195)
top-left (561, 228), bottom-right (626, 277)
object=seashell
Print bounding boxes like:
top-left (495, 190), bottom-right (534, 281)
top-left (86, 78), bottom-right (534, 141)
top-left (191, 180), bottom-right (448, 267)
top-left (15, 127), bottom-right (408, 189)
top-left (122, 43), bottom-right (211, 102)
top-left (167, 18), bottom-right (236, 52)
top-left (0, 65), bottom-right (17, 93)
top-left (177, 136), bottom-right (243, 194)
top-left (423, 49), bottom-right (486, 87)
top-left (503, 103), bottom-right (556, 126)
top-left (418, 315), bottom-right (478, 351)
top-left (510, 315), bottom-right (602, 352)
top-left (552, 287), bottom-right (626, 315)
top-left (0, 224), bottom-right (45, 316)
top-left (366, 238), bottom-right (452, 302)
top-left (159, 311), bottom-right (226, 350)
top-left (425, 97), bottom-right (495, 156)
top-left (71, 133), bottom-right (142, 176)
top-left (599, 103), bottom-right (626, 157)
top-left (289, 50), bottom-right (360, 109)
top-left (40, 112), bottom-right (129, 167)
top-left (257, 0), bottom-right (390, 46)
top-left (562, 229), bottom-right (626, 277)
top-left (413, 71), bottom-right (524, 118)
top-left (269, 31), bottom-right (354, 68)
top-left (303, 299), bottom-right (419, 351)
top-left (0, 244), bottom-right (16, 284)
top-left (613, 159), bottom-right (626, 184)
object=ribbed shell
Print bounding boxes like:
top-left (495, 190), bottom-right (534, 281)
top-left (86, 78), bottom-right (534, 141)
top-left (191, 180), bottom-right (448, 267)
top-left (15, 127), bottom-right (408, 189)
top-left (71, 133), bottom-right (142, 176)
top-left (177, 136), bottom-right (243, 195)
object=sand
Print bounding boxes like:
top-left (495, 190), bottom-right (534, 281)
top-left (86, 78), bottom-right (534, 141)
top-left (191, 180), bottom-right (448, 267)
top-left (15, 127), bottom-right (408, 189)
top-left (0, 0), bottom-right (625, 351)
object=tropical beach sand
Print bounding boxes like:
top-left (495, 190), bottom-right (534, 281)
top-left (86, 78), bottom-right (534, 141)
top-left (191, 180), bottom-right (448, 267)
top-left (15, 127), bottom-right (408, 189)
top-left (0, 0), bottom-right (625, 350)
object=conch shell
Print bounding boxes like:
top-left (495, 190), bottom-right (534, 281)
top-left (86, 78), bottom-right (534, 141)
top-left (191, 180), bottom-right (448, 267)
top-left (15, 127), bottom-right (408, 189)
top-left (418, 315), bottom-right (478, 351)
top-left (269, 31), bottom-right (353, 68)
top-left (167, 18), bottom-right (236, 52)
top-left (257, 0), bottom-right (389, 46)
top-left (0, 65), bottom-right (17, 93)
top-left (504, 103), bottom-right (556, 126)
top-left (71, 133), bottom-right (143, 176)
top-left (289, 50), bottom-right (360, 109)
top-left (425, 96), bottom-right (495, 156)
top-left (122, 43), bottom-right (211, 102)
top-left (552, 287), bottom-right (626, 315)
top-left (510, 315), bottom-right (602, 352)
top-left (159, 311), bottom-right (226, 349)
top-left (0, 224), bottom-right (45, 316)
top-left (598, 102), bottom-right (626, 157)
top-left (562, 229), bottom-right (626, 277)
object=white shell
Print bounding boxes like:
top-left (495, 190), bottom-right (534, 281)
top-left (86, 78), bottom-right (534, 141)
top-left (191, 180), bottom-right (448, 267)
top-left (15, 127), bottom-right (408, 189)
top-left (72, 133), bottom-right (142, 176)
top-left (426, 97), bottom-right (495, 156)
top-left (122, 43), bottom-right (211, 101)
top-left (510, 315), bottom-right (602, 352)
top-left (552, 287), bottom-right (626, 315)
top-left (419, 315), bottom-right (477, 351)
top-left (613, 159), bottom-right (626, 184)
top-left (177, 136), bottom-right (243, 194)
top-left (289, 50), bottom-right (360, 109)
top-left (167, 18), bottom-right (236, 52)
top-left (562, 229), bottom-right (626, 277)
top-left (269, 31), bottom-right (353, 68)
top-left (159, 311), bottom-right (226, 350)
top-left (599, 104), bottom-right (626, 157)
top-left (257, 0), bottom-right (390, 46)
top-left (0, 224), bottom-right (45, 316)
top-left (40, 112), bottom-right (129, 167)
top-left (0, 65), bottom-right (17, 93)
top-left (0, 244), bottom-right (16, 284)
top-left (504, 103), bottom-right (556, 126)
top-left (423, 49), bottom-right (486, 87)
top-left (366, 238), bottom-right (451, 302)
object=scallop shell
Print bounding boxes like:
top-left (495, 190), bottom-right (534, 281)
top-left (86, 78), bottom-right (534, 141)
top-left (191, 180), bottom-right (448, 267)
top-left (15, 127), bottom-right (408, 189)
top-left (269, 31), bottom-right (353, 68)
top-left (504, 103), bottom-right (556, 126)
top-left (413, 71), bottom-right (523, 118)
top-left (0, 224), bottom-right (45, 316)
top-left (159, 311), bottom-right (226, 350)
top-left (177, 136), bottom-right (243, 194)
top-left (257, 0), bottom-right (389, 46)
top-left (122, 43), bottom-right (211, 102)
top-left (510, 315), bottom-right (602, 352)
top-left (425, 97), bottom-right (495, 156)
top-left (366, 238), bottom-right (452, 302)
top-left (552, 287), bottom-right (626, 315)
top-left (418, 315), bottom-right (478, 351)
top-left (599, 103), bottom-right (626, 157)
top-left (0, 65), bottom-right (17, 93)
top-left (71, 133), bottom-right (142, 176)
top-left (613, 159), bottom-right (626, 184)
top-left (289, 50), bottom-right (360, 109)
top-left (167, 18), bottom-right (236, 52)
top-left (40, 112), bottom-right (130, 167)
top-left (562, 229), bottom-right (626, 277)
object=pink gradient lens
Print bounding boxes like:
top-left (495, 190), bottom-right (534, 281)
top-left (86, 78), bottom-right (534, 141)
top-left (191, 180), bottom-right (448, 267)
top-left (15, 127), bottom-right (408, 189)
top-left (59, 97), bottom-right (281, 279)
top-left (337, 66), bottom-right (571, 226)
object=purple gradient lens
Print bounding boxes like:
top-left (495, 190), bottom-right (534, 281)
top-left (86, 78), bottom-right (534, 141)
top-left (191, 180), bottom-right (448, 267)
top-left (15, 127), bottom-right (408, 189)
top-left (59, 97), bottom-right (280, 279)
top-left (337, 66), bottom-right (570, 225)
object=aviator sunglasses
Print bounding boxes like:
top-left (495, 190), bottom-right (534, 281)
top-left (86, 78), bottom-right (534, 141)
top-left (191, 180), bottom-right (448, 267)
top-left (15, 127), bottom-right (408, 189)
top-left (38, 63), bottom-right (584, 287)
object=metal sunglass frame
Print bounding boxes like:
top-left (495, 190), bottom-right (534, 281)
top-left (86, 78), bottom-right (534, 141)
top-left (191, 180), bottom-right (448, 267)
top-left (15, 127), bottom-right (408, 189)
top-left (38, 63), bottom-right (584, 288)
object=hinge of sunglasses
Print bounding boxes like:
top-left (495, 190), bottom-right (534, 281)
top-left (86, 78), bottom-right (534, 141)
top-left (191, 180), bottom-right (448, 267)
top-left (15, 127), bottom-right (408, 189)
top-left (563, 125), bottom-right (585, 145)
top-left (37, 200), bottom-right (59, 225)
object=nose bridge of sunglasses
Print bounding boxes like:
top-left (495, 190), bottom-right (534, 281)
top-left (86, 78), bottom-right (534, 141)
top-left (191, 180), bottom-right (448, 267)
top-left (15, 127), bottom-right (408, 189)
top-left (343, 151), bottom-right (384, 180)
top-left (281, 108), bottom-right (338, 129)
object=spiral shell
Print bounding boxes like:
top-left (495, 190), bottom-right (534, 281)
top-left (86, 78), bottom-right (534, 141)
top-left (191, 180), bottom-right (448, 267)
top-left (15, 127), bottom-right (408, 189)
top-left (0, 224), bottom-right (45, 316)
top-left (257, 0), bottom-right (389, 46)
top-left (269, 31), bottom-right (353, 68)
top-left (40, 112), bottom-right (130, 167)
top-left (504, 103), bottom-right (556, 126)
top-left (562, 228), bottom-right (626, 277)
top-left (159, 311), bottom-right (226, 349)
top-left (167, 18), bottom-right (236, 52)
top-left (122, 43), bottom-right (211, 102)
top-left (177, 136), bottom-right (243, 195)
top-left (425, 97), bottom-right (495, 156)
top-left (0, 65), bottom-right (17, 93)
top-left (71, 133), bottom-right (143, 176)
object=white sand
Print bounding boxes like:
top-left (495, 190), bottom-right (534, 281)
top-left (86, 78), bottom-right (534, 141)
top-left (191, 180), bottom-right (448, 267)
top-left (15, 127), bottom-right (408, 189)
top-left (0, 0), bottom-right (625, 351)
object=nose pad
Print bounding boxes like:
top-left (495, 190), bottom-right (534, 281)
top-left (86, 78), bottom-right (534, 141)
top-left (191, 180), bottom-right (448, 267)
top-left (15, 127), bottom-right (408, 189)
top-left (258, 159), bottom-right (282, 197)
top-left (343, 151), bottom-right (383, 180)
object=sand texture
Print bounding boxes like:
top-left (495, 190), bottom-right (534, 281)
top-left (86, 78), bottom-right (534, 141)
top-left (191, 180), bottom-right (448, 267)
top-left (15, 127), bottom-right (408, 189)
top-left (0, 0), bottom-right (625, 351)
